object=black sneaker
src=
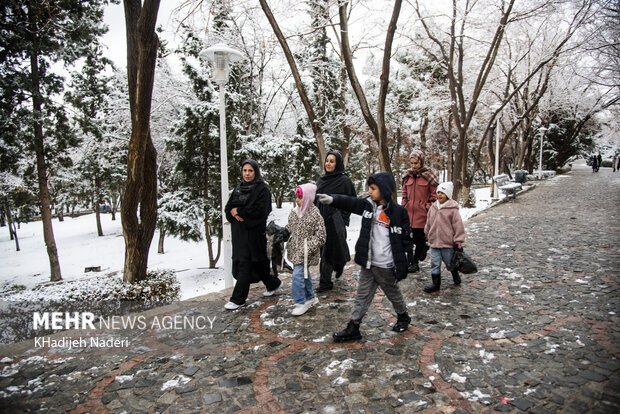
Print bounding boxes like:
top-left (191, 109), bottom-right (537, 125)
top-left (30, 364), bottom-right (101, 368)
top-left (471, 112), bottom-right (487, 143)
top-left (316, 285), bottom-right (333, 293)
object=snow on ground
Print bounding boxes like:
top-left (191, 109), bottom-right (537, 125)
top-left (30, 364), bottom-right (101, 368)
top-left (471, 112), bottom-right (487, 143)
top-left (1, 181), bottom-right (538, 303)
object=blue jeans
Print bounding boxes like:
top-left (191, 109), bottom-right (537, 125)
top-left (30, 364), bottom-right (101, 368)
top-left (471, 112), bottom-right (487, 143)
top-left (292, 264), bottom-right (315, 304)
top-left (430, 248), bottom-right (454, 276)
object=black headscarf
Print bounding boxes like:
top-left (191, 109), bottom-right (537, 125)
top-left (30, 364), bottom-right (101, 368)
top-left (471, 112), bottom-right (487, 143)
top-left (316, 151), bottom-right (356, 222)
top-left (317, 151), bottom-right (353, 194)
top-left (230, 159), bottom-right (264, 208)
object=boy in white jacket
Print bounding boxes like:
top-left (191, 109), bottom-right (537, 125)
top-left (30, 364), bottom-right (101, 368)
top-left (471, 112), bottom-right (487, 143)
top-left (423, 182), bottom-right (466, 293)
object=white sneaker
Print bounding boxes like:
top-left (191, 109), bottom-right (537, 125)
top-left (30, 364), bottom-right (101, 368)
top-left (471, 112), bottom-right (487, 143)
top-left (224, 301), bottom-right (244, 310)
top-left (307, 297), bottom-right (319, 307)
top-left (262, 286), bottom-right (280, 297)
top-left (291, 302), bottom-right (311, 316)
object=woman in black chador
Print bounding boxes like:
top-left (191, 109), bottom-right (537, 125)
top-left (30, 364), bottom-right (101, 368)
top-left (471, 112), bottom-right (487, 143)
top-left (224, 159), bottom-right (281, 309)
top-left (315, 151), bottom-right (357, 292)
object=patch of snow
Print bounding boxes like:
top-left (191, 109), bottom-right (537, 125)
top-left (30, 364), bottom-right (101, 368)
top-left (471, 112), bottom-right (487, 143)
top-left (161, 374), bottom-right (191, 391)
top-left (449, 373), bottom-right (467, 383)
top-left (427, 364), bottom-right (441, 373)
top-left (462, 389), bottom-right (491, 402)
top-left (479, 350), bottom-right (495, 363)
top-left (324, 358), bottom-right (356, 377)
top-left (115, 374), bottom-right (134, 383)
top-left (575, 279), bottom-right (588, 284)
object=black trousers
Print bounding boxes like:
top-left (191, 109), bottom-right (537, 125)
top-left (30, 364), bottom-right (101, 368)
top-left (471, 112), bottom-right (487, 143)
top-left (319, 259), bottom-right (344, 289)
top-left (230, 260), bottom-right (281, 305)
top-left (411, 228), bottom-right (426, 262)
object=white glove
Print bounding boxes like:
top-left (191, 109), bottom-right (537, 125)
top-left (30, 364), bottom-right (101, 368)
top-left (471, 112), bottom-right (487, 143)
top-left (317, 193), bottom-right (333, 205)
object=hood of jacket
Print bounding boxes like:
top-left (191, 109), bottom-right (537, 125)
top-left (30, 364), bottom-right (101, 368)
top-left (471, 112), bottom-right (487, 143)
top-left (435, 199), bottom-right (460, 210)
top-left (296, 183), bottom-right (317, 217)
top-left (368, 172), bottom-right (395, 206)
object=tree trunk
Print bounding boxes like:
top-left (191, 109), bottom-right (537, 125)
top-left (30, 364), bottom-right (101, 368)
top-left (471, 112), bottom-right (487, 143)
top-left (157, 227), bottom-right (165, 254)
top-left (121, 0), bottom-right (160, 283)
top-left (339, 65), bottom-right (352, 164)
top-left (95, 202), bottom-right (103, 237)
top-left (4, 201), bottom-right (20, 251)
top-left (28, 10), bottom-right (61, 281)
top-left (419, 117), bottom-right (428, 154)
top-left (95, 177), bottom-right (104, 236)
top-left (339, 0), bottom-right (402, 179)
top-left (394, 128), bottom-right (403, 188)
top-left (259, 0), bottom-right (327, 170)
top-left (447, 112), bottom-right (454, 181)
top-left (204, 218), bottom-right (216, 268)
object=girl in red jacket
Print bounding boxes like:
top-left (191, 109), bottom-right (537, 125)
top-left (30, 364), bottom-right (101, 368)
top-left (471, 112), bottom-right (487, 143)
top-left (423, 182), bottom-right (466, 293)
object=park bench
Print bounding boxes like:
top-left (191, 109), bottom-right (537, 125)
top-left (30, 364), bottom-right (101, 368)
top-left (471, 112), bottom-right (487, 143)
top-left (493, 173), bottom-right (522, 201)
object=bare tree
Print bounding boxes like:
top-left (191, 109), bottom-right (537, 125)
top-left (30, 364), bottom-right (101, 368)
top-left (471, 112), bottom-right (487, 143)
top-left (338, 0), bottom-right (402, 176)
top-left (259, 0), bottom-right (328, 168)
top-left (415, 0), bottom-right (515, 202)
top-left (121, 0), bottom-right (160, 283)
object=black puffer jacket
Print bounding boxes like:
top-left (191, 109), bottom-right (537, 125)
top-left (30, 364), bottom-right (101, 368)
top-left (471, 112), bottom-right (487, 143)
top-left (330, 172), bottom-right (413, 280)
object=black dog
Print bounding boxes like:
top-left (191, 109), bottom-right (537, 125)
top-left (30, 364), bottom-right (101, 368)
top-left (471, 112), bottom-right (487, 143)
top-left (266, 221), bottom-right (293, 276)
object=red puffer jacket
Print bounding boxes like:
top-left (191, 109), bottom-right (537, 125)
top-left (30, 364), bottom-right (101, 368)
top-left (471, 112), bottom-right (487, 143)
top-left (401, 174), bottom-right (437, 229)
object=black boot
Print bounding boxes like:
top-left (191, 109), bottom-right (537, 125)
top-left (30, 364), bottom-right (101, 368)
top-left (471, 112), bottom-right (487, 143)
top-left (407, 254), bottom-right (420, 273)
top-left (408, 261), bottom-right (420, 273)
top-left (333, 320), bottom-right (362, 342)
top-left (392, 312), bottom-right (411, 332)
top-left (451, 270), bottom-right (461, 285)
top-left (424, 274), bottom-right (441, 293)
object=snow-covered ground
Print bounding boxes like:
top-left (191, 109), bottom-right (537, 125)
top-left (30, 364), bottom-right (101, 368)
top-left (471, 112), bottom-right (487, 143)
top-left (0, 185), bottom-right (514, 302)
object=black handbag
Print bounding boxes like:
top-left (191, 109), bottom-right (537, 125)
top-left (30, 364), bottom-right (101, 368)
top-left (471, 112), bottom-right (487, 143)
top-left (449, 249), bottom-right (478, 274)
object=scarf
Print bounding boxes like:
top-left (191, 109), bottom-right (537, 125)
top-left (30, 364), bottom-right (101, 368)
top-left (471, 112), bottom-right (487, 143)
top-left (405, 150), bottom-right (439, 187)
top-left (230, 159), bottom-right (264, 208)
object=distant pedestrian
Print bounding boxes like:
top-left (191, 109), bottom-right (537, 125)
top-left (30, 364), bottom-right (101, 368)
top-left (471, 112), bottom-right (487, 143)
top-left (423, 182), bottom-right (466, 293)
top-left (224, 160), bottom-right (282, 310)
top-left (591, 154), bottom-right (599, 173)
top-left (315, 151), bottom-right (356, 292)
top-left (597, 152), bottom-right (602, 172)
top-left (401, 150), bottom-right (438, 273)
top-left (285, 183), bottom-right (326, 316)
top-left (616, 154), bottom-right (620, 172)
top-left (613, 154), bottom-right (618, 172)
top-left (317, 172), bottom-right (412, 342)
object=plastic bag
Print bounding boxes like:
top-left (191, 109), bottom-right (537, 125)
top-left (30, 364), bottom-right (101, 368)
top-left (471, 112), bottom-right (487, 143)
top-left (449, 249), bottom-right (478, 274)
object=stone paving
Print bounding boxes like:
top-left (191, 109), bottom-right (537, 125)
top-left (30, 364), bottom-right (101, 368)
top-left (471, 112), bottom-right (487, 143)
top-left (1, 165), bottom-right (619, 413)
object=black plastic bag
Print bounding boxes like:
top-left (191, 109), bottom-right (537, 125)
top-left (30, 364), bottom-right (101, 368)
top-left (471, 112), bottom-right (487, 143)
top-left (449, 249), bottom-right (478, 274)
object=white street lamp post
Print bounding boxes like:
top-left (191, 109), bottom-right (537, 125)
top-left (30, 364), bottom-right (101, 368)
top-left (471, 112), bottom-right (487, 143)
top-left (538, 126), bottom-right (547, 179)
top-left (494, 115), bottom-right (500, 199)
top-left (200, 44), bottom-right (244, 289)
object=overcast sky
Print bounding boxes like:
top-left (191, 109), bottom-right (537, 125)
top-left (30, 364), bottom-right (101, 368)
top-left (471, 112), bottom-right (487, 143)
top-left (101, 2), bottom-right (182, 69)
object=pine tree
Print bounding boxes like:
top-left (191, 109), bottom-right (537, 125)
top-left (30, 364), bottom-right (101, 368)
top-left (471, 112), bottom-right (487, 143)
top-left (0, 0), bottom-right (110, 281)
top-left (66, 45), bottom-right (115, 236)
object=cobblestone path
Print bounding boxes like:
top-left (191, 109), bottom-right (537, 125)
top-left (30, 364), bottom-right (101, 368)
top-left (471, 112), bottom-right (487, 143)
top-left (1, 165), bottom-right (618, 413)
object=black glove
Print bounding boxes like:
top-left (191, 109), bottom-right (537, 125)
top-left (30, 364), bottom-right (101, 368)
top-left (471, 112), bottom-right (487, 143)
top-left (453, 242), bottom-right (463, 251)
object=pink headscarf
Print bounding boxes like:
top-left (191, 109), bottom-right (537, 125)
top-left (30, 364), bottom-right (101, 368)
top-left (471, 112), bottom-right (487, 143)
top-left (295, 183), bottom-right (317, 217)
